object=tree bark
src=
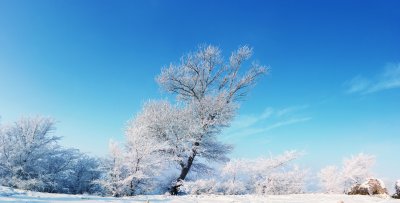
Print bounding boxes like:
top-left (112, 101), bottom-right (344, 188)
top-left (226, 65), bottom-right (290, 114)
top-left (169, 150), bottom-right (196, 195)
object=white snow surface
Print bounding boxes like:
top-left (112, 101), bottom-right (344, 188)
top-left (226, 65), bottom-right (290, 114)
top-left (1, 186), bottom-right (400, 203)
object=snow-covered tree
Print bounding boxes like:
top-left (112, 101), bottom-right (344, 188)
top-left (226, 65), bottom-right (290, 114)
top-left (342, 153), bottom-right (375, 190)
top-left (98, 140), bottom-right (129, 197)
top-left (318, 165), bottom-right (342, 193)
top-left (0, 116), bottom-right (101, 194)
top-left (127, 100), bottom-right (233, 193)
top-left (67, 155), bottom-right (102, 194)
top-left (156, 45), bottom-right (267, 194)
top-left (124, 116), bottom-right (168, 195)
top-left (99, 115), bottom-right (168, 196)
top-left (318, 153), bottom-right (375, 193)
top-left (220, 159), bottom-right (247, 195)
top-left (0, 117), bottom-right (60, 190)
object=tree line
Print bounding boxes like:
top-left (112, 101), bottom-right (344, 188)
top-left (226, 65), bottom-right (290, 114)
top-left (0, 45), bottom-right (395, 196)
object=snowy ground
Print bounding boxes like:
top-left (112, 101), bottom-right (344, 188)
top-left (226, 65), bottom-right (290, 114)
top-left (1, 186), bottom-right (400, 203)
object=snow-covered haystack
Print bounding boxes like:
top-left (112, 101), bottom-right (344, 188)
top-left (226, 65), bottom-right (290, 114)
top-left (392, 180), bottom-right (400, 199)
top-left (347, 178), bottom-right (388, 196)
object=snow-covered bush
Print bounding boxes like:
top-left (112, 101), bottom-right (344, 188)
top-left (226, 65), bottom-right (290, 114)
top-left (256, 166), bottom-right (307, 195)
top-left (243, 151), bottom-right (307, 195)
top-left (181, 179), bottom-right (220, 195)
top-left (0, 117), bottom-right (101, 194)
top-left (318, 153), bottom-right (375, 194)
top-left (218, 180), bottom-right (247, 195)
top-left (219, 159), bottom-right (248, 195)
top-left (393, 180), bottom-right (400, 199)
top-left (181, 151), bottom-right (307, 195)
top-left (182, 178), bottom-right (248, 195)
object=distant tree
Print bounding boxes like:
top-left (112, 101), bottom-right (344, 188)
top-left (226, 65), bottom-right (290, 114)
top-left (0, 117), bottom-right (60, 190)
top-left (67, 155), bottom-right (102, 194)
top-left (124, 115), bottom-right (167, 195)
top-left (98, 140), bottom-right (128, 197)
top-left (0, 116), bottom-right (101, 194)
top-left (99, 116), bottom-right (167, 196)
top-left (341, 153), bottom-right (375, 191)
top-left (318, 153), bottom-right (375, 193)
top-left (220, 159), bottom-right (247, 194)
top-left (318, 165), bottom-right (342, 193)
top-left (156, 45), bottom-right (267, 194)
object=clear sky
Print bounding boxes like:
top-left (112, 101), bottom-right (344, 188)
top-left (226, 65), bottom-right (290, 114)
top-left (0, 0), bottom-right (399, 183)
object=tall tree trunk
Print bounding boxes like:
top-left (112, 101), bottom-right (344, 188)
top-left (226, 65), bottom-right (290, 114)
top-left (169, 150), bottom-right (196, 195)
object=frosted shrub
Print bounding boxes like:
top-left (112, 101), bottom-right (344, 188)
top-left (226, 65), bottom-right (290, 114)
top-left (181, 151), bottom-right (306, 195)
top-left (181, 179), bottom-right (219, 195)
top-left (219, 180), bottom-right (247, 195)
top-left (256, 167), bottom-right (307, 195)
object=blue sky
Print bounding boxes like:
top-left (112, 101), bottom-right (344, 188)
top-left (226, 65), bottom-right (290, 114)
top-left (0, 0), bottom-right (399, 182)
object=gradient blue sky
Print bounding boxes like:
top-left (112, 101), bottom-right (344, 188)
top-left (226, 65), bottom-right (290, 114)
top-left (0, 0), bottom-right (399, 182)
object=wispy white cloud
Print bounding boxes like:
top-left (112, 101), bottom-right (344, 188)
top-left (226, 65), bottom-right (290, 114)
top-left (223, 105), bottom-right (311, 140)
top-left (345, 63), bottom-right (400, 94)
top-left (345, 76), bottom-right (371, 94)
top-left (275, 105), bottom-right (308, 117)
top-left (228, 107), bottom-right (275, 130)
top-left (263, 117), bottom-right (312, 131)
top-left (260, 107), bottom-right (274, 119)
